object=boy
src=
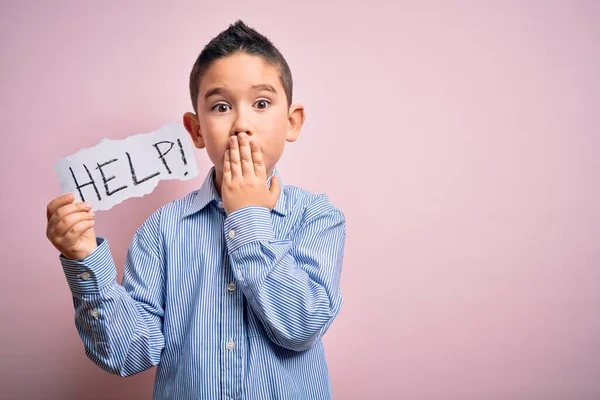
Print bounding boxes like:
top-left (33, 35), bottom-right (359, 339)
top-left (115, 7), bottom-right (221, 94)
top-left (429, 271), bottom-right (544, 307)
top-left (46, 20), bottom-right (346, 400)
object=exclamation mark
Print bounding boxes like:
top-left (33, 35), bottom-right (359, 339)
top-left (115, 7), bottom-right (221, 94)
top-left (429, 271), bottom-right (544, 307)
top-left (177, 139), bottom-right (188, 176)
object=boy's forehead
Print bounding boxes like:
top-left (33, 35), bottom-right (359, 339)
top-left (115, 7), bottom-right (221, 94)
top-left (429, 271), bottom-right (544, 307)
top-left (199, 54), bottom-right (282, 93)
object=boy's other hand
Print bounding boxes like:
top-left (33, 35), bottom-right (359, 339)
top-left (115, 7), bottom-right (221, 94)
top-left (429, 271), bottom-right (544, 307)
top-left (222, 132), bottom-right (281, 215)
top-left (46, 194), bottom-right (97, 261)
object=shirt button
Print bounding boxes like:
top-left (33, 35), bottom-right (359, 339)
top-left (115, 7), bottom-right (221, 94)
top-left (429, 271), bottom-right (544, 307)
top-left (90, 309), bottom-right (99, 319)
top-left (226, 340), bottom-right (235, 351)
top-left (217, 201), bottom-right (224, 209)
top-left (228, 230), bottom-right (236, 239)
top-left (78, 272), bottom-right (91, 280)
top-left (227, 282), bottom-right (236, 292)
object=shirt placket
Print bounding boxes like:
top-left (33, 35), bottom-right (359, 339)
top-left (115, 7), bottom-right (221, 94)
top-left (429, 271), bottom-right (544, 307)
top-left (219, 201), bottom-right (245, 400)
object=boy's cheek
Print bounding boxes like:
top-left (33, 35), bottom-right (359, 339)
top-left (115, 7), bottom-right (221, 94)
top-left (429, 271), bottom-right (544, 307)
top-left (205, 143), bottom-right (226, 165)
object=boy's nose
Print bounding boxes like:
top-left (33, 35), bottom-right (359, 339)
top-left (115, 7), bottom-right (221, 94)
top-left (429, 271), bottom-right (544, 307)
top-left (231, 118), bottom-right (255, 137)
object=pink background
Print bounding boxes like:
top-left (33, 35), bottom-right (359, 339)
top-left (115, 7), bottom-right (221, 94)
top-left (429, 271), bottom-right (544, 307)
top-left (1, 1), bottom-right (599, 399)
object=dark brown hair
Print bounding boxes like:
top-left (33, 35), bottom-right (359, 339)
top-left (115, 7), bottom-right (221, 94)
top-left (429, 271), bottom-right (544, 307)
top-left (189, 20), bottom-right (293, 113)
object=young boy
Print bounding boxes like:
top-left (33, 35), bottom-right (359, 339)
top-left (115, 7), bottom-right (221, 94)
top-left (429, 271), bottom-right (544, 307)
top-left (45, 20), bottom-right (346, 399)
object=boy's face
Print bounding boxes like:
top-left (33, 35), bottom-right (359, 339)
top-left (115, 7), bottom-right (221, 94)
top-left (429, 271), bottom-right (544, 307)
top-left (184, 53), bottom-right (305, 182)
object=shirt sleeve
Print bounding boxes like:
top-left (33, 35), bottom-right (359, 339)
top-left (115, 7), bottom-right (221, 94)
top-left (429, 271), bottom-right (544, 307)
top-left (60, 211), bottom-right (165, 376)
top-left (223, 194), bottom-right (346, 352)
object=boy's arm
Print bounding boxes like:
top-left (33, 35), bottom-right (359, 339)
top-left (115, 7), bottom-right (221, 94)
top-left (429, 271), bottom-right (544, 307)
top-left (224, 194), bottom-right (345, 352)
top-left (60, 212), bottom-right (165, 376)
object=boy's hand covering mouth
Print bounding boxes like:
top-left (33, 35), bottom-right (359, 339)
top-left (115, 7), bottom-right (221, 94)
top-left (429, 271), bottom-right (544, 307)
top-left (222, 132), bottom-right (280, 215)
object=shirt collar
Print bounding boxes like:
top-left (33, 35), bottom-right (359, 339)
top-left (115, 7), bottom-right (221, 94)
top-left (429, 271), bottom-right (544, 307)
top-left (183, 166), bottom-right (287, 218)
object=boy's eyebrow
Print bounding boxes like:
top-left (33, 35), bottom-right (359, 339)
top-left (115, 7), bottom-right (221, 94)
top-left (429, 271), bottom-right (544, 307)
top-left (204, 87), bottom-right (227, 99)
top-left (203, 84), bottom-right (277, 100)
top-left (251, 84), bottom-right (277, 93)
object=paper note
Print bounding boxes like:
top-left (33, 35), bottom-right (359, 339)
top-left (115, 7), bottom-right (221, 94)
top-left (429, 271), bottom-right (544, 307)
top-left (54, 122), bottom-right (199, 211)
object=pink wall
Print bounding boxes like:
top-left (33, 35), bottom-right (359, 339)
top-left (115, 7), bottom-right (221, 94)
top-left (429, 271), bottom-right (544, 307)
top-left (1, 1), bottom-right (599, 398)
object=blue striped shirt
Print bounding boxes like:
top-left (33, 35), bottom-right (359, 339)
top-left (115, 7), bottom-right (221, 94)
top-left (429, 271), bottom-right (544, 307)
top-left (60, 167), bottom-right (346, 399)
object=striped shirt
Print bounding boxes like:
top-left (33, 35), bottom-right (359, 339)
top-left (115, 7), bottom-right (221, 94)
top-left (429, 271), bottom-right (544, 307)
top-left (60, 167), bottom-right (346, 399)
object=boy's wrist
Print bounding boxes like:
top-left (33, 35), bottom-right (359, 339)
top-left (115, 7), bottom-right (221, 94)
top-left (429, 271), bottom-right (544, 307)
top-left (60, 238), bottom-right (117, 295)
top-left (60, 242), bottom-right (98, 262)
top-left (224, 206), bottom-right (274, 252)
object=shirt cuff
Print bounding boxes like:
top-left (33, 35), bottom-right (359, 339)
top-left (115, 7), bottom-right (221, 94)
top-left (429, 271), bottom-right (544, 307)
top-left (60, 237), bottom-right (117, 295)
top-left (224, 206), bottom-right (274, 252)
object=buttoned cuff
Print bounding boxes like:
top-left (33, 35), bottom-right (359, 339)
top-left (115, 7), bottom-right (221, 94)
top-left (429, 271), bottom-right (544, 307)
top-left (224, 206), bottom-right (274, 252)
top-left (60, 237), bottom-right (117, 295)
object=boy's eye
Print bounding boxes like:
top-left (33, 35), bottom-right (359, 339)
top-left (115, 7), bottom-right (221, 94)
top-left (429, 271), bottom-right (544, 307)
top-left (212, 103), bottom-right (231, 113)
top-left (254, 100), bottom-right (270, 110)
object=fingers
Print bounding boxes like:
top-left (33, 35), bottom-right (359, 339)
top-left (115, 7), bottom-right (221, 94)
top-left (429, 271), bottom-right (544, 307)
top-left (237, 133), bottom-right (254, 176)
top-left (48, 201), bottom-right (92, 229)
top-left (62, 219), bottom-right (95, 242)
top-left (224, 133), bottom-right (267, 181)
top-left (53, 209), bottom-right (95, 239)
top-left (223, 148), bottom-right (232, 183)
top-left (228, 135), bottom-right (242, 179)
top-left (249, 139), bottom-right (267, 179)
top-left (46, 193), bottom-right (75, 221)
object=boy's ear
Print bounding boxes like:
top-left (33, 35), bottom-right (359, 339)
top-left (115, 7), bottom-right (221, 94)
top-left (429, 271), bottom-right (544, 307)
top-left (183, 112), bottom-right (205, 149)
top-left (286, 104), bottom-right (305, 143)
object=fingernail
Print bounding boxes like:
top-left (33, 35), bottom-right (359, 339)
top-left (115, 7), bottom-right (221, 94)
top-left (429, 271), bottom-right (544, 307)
top-left (89, 211), bottom-right (95, 217)
top-left (83, 203), bottom-right (92, 209)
